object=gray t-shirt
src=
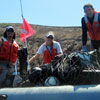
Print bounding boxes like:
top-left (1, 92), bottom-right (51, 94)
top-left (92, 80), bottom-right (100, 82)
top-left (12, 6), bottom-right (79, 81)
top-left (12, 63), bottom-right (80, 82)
top-left (37, 41), bottom-right (63, 55)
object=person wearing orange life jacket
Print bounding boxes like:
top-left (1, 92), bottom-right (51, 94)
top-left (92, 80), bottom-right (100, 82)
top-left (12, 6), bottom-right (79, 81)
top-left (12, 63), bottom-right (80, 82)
top-left (0, 26), bottom-right (19, 87)
top-left (29, 31), bottom-right (63, 65)
top-left (81, 3), bottom-right (100, 52)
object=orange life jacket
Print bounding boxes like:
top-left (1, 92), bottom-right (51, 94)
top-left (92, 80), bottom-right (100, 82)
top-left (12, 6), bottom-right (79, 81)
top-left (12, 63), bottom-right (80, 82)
top-left (0, 38), bottom-right (18, 63)
top-left (84, 12), bottom-right (100, 40)
top-left (43, 43), bottom-right (57, 64)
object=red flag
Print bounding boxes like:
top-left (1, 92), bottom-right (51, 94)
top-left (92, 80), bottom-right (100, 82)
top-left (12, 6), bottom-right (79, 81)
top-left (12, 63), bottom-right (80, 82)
top-left (20, 18), bottom-right (35, 42)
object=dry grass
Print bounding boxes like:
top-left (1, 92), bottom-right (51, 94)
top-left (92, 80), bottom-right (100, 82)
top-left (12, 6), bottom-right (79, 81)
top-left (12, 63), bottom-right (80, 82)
top-left (0, 23), bottom-right (90, 66)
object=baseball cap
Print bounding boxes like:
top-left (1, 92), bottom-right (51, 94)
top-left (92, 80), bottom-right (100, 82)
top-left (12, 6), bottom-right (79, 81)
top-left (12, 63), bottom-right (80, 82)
top-left (46, 31), bottom-right (54, 38)
top-left (6, 26), bottom-right (14, 32)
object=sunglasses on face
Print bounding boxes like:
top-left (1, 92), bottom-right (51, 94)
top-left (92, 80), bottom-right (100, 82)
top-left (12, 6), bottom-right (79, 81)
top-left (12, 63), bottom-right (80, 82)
top-left (7, 32), bottom-right (14, 34)
top-left (47, 36), bottom-right (53, 39)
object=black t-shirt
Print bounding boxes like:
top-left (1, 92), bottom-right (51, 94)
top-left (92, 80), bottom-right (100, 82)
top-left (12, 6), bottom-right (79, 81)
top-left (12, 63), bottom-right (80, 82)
top-left (81, 13), bottom-right (100, 45)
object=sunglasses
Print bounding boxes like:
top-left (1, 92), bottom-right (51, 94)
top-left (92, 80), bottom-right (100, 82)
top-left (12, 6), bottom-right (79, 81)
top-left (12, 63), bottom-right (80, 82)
top-left (47, 36), bottom-right (53, 39)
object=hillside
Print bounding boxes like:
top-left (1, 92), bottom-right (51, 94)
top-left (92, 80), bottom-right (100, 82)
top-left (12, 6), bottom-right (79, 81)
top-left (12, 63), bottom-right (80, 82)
top-left (0, 23), bottom-right (90, 66)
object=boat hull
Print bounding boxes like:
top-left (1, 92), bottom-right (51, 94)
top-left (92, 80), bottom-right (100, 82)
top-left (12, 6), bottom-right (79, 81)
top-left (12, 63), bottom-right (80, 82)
top-left (0, 84), bottom-right (100, 100)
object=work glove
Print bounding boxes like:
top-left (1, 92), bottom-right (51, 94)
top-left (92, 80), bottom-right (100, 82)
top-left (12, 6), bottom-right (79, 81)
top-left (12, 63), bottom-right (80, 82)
top-left (81, 46), bottom-right (88, 52)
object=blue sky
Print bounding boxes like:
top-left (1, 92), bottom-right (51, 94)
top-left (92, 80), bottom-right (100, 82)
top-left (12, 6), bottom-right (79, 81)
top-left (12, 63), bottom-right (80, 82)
top-left (0, 0), bottom-right (99, 26)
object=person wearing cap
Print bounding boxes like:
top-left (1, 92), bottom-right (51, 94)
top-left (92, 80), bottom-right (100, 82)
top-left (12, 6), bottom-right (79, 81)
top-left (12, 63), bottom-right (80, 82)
top-left (29, 31), bottom-right (63, 65)
top-left (0, 26), bottom-right (19, 87)
top-left (81, 3), bottom-right (100, 52)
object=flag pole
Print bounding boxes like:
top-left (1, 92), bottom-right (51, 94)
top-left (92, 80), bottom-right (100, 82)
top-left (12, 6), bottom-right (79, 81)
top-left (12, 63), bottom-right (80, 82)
top-left (20, 0), bottom-right (27, 47)
top-left (20, 0), bottom-right (30, 71)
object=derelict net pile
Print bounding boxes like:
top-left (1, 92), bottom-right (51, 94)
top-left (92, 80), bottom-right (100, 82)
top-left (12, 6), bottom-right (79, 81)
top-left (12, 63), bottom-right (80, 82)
top-left (20, 49), bottom-right (100, 87)
top-left (49, 49), bottom-right (100, 85)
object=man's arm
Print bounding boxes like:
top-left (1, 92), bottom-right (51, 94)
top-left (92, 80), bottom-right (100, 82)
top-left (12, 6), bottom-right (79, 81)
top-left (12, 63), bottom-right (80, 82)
top-left (29, 53), bottom-right (40, 64)
top-left (29, 44), bottom-right (44, 64)
top-left (98, 13), bottom-right (100, 27)
top-left (81, 17), bottom-right (88, 46)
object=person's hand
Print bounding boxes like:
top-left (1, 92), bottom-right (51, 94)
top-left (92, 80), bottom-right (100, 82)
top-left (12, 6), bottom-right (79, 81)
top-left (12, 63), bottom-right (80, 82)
top-left (81, 46), bottom-right (88, 52)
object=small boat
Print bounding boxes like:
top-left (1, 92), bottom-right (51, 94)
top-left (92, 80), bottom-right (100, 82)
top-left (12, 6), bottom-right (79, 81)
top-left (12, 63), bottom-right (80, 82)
top-left (0, 50), bottom-right (100, 100)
